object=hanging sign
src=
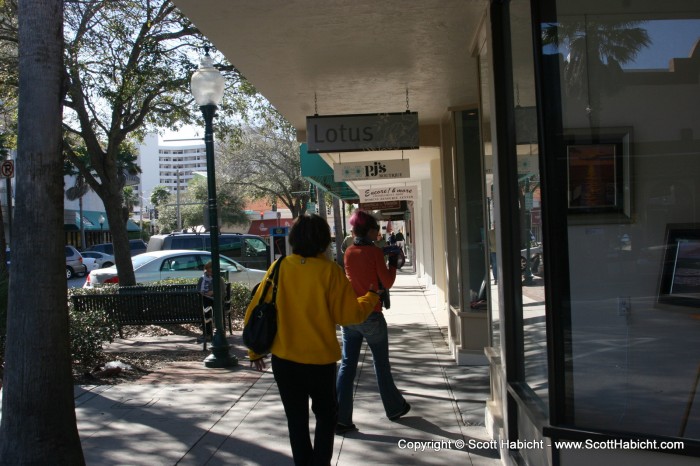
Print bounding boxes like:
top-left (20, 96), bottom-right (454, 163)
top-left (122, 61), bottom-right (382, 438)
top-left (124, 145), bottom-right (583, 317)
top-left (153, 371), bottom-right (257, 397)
top-left (334, 159), bottom-right (410, 182)
top-left (359, 185), bottom-right (418, 203)
top-left (360, 200), bottom-right (401, 211)
top-left (306, 112), bottom-right (418, 153)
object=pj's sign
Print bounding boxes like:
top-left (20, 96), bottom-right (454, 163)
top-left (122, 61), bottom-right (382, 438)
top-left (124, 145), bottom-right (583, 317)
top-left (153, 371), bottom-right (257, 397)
top-left (333, 159), bottom-right (410, 182)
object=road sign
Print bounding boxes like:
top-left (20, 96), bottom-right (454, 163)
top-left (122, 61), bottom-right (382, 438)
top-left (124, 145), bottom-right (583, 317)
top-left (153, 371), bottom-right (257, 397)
top-left (1, 160), bottom-right (14, 178)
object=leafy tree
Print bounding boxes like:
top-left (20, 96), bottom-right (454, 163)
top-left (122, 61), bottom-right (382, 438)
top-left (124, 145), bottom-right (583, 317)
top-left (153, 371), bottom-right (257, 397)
top-left (0, 0), bottom-right (18, 133)
top-left (14, 0), bottom-right (255, 285)
top-left (157, 176), bottom-right (247, 232)
top-left (0, 1), bottom-right (264, 284)
top-left (219, 107), bottom-right (310, 218)
top-left (0, 0), bottom-right (86, 463)
top-left (150, 184), bottom-right (171, 208)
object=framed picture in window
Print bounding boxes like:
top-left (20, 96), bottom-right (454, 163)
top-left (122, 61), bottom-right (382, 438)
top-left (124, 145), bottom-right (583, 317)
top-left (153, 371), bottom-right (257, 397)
top-left (565, 127), bottom-right (633, 224)
top-left (658, 223), bottom-right (700, 307)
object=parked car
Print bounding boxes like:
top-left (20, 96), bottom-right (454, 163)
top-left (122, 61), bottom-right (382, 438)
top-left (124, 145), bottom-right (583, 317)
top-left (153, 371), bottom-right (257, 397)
top-left (83, 249), bottom-right (266, 289)
top-left (82, 257), bottom-right (100, 273)
top-left (80, 251), bottom-right (115, 268)
top-left (147, 233), bottom-right (270, 270)
top-left (87, 239), bottom-right (147, 257)
top-left (66, 245), bottom-right (88, 279)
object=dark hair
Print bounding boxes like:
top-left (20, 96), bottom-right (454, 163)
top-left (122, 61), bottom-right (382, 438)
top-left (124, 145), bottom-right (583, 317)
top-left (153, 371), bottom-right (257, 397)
top-left (349, 210), bottom-right (379, 238)
top-left (288, 214), bottom-right (331, 257)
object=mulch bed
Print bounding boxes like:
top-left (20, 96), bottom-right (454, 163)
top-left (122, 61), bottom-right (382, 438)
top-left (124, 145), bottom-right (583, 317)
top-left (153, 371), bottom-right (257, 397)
top-left (73, 320), bottom-right (246, 385)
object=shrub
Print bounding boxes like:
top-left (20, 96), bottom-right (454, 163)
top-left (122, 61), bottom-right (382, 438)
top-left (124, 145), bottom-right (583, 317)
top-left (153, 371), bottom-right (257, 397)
top-left (68, 286), bottom-right (120, 373)
top-left (229, 282), bottom-right (254, 322)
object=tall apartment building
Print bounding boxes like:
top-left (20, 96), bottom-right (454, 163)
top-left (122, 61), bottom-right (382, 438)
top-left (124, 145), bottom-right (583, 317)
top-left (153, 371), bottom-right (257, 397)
top-left (136, 132), bottom-right (207, 211)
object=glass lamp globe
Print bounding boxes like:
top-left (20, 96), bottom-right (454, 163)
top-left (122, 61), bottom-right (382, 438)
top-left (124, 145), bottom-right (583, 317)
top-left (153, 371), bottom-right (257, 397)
top-left (190, 53), bottom-right (225, 106)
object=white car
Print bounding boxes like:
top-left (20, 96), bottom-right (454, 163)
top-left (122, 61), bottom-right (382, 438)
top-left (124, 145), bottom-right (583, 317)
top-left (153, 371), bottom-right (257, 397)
top-left (83, 249), bottom-right (266, 289)
top-left (82, 257), bottom-right (100, 273)
top-left (80, 250), bottom-right (115, 268)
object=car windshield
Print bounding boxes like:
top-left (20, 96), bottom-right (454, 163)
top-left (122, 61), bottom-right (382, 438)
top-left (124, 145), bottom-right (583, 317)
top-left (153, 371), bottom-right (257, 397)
top-left (131, 254), bottom-right (161, 269)
top-left (219, 256), bottom-right (241, 270)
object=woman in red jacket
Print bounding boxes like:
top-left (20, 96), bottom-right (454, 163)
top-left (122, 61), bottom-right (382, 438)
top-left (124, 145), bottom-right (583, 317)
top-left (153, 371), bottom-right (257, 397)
top-left (336, 210), bottom-right (410, 434)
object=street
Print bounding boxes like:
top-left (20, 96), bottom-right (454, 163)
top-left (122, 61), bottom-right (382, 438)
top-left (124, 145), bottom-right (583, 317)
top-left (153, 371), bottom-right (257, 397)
top-left (68, 276), bottom-right (86, 288)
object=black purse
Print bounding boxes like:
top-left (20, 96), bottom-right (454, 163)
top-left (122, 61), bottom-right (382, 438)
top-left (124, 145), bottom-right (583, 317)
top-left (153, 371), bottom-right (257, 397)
top-left (242, 256), bottom-right (284, 355)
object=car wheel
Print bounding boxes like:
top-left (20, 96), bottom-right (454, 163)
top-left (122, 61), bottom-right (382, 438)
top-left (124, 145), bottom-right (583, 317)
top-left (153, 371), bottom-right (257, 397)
top-left (103, 262), bottom-right (114, 268)
top-left (520, 256), bottom-right (527, 272)
top-left (66, 267), bottom-right (74, 280)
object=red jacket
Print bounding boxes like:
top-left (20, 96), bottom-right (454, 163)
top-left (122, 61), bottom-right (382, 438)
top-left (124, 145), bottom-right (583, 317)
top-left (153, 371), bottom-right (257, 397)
top-left (344, 244), bottom-right (397, 312)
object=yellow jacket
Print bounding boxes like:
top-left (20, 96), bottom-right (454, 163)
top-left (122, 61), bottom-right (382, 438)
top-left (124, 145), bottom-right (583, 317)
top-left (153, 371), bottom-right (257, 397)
top-left (244, 254), bottom-right (380, 364)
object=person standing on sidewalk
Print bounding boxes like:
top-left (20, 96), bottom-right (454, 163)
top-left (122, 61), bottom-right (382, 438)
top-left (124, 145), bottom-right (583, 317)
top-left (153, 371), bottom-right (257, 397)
top-left (245, 214), bottom-right (380, 466)
top-left (336, 210), bottom-right (410, 434)
top-left (395, 229), bottom-right (405, 254)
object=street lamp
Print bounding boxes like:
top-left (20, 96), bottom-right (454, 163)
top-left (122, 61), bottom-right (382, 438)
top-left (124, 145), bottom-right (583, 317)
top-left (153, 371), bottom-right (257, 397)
top-left (191, 48), bottom-right (237, 368)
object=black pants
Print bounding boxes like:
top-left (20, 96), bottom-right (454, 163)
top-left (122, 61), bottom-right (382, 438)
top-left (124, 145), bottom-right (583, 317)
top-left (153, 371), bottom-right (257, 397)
top-left (272, 355), bottom-right (337, 466)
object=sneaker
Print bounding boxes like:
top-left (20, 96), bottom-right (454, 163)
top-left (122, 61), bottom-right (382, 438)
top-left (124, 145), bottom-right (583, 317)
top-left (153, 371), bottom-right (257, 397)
top-left (388, 402), bottom-right (411, 421)
top-left (335, 423), bottom-right (357, 435)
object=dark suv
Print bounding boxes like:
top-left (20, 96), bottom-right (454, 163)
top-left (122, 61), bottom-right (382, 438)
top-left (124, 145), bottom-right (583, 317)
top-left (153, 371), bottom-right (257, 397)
top-left (87, 239), bottom-right (147, 257)
top-left (147, 233), bottom-right (270, 270)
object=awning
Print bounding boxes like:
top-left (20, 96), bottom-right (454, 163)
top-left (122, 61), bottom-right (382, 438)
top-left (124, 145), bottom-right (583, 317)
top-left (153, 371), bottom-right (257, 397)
top-left (248, 218), bottom-right (293, 237)
top-left (300, 143), bottom-right (357, 200)
top-left (65, 210), bottom-right (140, 232)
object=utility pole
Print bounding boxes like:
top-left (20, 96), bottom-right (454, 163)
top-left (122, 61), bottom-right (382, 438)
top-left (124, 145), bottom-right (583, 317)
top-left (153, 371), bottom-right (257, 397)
top-left (176, 168), bottom-right (182, 231)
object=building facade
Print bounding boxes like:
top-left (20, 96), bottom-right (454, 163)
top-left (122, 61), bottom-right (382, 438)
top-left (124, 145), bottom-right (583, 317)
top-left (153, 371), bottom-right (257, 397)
top-left (136, 132), bottom-right (209, 214)
top-left (173, 1), bottom-right (700, 464)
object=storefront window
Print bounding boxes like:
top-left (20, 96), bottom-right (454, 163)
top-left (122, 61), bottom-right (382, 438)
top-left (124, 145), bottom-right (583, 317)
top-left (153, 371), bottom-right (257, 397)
top-left (543, 1), bottom-right (700, 439)
top-left (479, 32), bottom-right (501, 350)
top-left (512, 0), bottom-right (549, 409)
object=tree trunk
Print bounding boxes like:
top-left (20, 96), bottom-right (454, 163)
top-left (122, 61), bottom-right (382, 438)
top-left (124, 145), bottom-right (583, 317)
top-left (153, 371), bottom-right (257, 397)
top-left (0, 0), bottom-right (86, 464)
top-left (104, 192), bottom-right (137, 286)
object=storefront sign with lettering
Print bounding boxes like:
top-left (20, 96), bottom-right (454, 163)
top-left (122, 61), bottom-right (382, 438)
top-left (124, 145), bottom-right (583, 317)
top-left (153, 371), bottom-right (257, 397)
top-left (359, 185), bottom-right (418, 203)
top-left (306, 112), bottom-right (418, 152)
top-left (334, 159), bottom-right (410, 182)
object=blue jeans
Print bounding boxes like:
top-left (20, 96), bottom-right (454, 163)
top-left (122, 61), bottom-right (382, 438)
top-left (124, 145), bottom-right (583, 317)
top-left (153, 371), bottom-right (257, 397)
top-left (336, 312), bottom-right (405, 424)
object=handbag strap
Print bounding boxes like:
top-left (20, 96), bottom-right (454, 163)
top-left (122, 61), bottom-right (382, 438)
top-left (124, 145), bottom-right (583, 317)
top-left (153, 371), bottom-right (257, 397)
top-left (262, 255), bottom-right (284, 304)
top-left (270, 255), bottom-right (284, 303)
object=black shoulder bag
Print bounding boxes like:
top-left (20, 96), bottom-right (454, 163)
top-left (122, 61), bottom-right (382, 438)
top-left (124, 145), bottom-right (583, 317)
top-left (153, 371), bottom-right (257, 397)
top-left (242, 256), bottom-right (284, 354)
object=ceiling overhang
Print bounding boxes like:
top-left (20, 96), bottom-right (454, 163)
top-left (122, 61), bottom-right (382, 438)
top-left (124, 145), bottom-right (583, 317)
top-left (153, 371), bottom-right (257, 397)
top-left (173, 0), bottom-right (488, 196)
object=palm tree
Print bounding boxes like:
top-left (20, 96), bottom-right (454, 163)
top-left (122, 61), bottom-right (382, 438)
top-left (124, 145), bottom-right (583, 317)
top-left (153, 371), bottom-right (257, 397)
top-left (0, 0), bottom-right (86, 463)
top-left (542, 18), bottom-right (651, 122)
top-left (65, 173), bottom-right (90, 249)
top-left (122, 185), bottom-right (140, 214)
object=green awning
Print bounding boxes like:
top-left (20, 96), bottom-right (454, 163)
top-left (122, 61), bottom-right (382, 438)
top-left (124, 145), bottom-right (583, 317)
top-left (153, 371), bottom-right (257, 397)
top-left (65, 210), bottom-right (140, 232)
top-left (300, 143), bottom-right (357, 200)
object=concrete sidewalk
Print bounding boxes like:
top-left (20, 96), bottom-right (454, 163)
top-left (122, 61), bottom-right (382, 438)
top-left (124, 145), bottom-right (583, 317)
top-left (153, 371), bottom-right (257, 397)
top-left (74, 269), bottom-right (500, 465)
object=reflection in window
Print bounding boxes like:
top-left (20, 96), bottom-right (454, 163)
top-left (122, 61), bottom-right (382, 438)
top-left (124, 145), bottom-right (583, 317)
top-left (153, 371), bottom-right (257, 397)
top-left (511, 0), bottom-right (549, 411)
top-left (544, 8), bottom-right (700, 439)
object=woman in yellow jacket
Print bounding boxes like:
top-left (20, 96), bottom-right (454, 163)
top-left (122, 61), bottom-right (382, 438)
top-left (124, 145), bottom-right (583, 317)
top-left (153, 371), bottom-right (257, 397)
top-left (245, 214), bottom-right (379, 466)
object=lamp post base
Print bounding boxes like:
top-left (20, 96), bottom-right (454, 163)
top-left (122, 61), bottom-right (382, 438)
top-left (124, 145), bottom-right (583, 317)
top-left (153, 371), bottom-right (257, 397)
top-left (203, 332), bottom-right (238, 368)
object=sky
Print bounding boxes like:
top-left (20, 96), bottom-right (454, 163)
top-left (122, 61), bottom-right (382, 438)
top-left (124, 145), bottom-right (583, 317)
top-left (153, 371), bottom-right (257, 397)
top-left (627, 19), bottom-right (700, 70)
